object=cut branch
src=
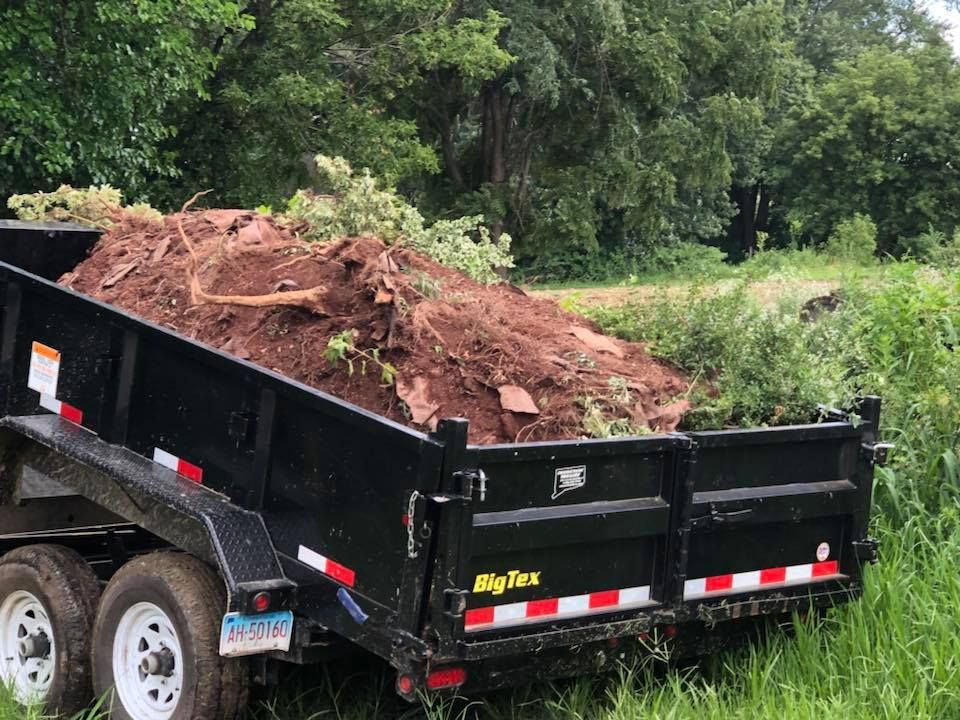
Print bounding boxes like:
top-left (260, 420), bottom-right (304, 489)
top-left (176, 191), bottom-right (330, 315)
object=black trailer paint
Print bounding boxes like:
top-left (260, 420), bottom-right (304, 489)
top-left (0, 221), bottom-right (885, 696)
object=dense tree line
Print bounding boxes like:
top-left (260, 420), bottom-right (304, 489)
top-left (2, 0), bottom-right (958, 274)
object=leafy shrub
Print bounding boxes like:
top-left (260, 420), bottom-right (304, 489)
top-left (738, 246), bottom-right (821, 279)
top-left (587, 285), bottom-right (854, 430)
top-left (644, 242), bottom-right (729, 279)
top-left (899, 224), bottom-right (946, 261)
top-left (929, 229), bottom-right (960, 267)
top-left (841, 266), bottom-right (960, 520)
top-left (7, 185), bottom-right (161, 227)
top-left (285, 156), bottom-right (513, 283)
top-left (822, 213), bottom-right (877, 263)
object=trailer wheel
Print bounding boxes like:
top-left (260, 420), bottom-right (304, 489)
top-left (91, 553), bottom-right (249, 720)
top-left (0, 544), bottom-right (100, 715)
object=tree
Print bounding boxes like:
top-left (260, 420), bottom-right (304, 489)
top-left (775, 43), bottom-right (960, 253)
top-left (723, 0), bottom-right (945, 258)
top-left (402, 0), bottom-right (787, 270)
top-left (0, 1), bottom-right (251, 203)
top-left (157, 0), bottom-right (512, 208)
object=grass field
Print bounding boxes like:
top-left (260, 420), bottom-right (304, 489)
top-left (5, 258), bottom-right (958, 719)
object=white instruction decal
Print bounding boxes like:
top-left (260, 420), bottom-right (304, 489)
top-left (28, 342), bottom-right (60, 396)
top-left (552, 465), bottom-right (587, 499)
top-left (816, 542), bottom-right (831, 562)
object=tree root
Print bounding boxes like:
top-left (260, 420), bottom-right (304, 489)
top-left (176, 191), bottom-right (330, 315)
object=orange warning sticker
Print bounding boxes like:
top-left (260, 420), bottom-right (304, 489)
top-left (28, 341), bottom-right (60, 396)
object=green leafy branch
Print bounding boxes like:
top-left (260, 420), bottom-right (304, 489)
top-left (324, 330), bottom-right (398, 386)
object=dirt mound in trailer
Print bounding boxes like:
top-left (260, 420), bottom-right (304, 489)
top-left (62, 209), bottom-right (689, 443)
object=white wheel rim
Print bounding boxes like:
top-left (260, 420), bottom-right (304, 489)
top-left (112, 602), bottom-right (184, 720)
top-left (0, 590), bottom-right (56, 704)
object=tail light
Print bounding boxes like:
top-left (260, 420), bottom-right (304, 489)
top-left (426, 667), bottom-right (467, 690)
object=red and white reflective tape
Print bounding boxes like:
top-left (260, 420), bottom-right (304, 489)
top-left (464, 585), bottom-right (652, 633)
top-left (297, 545), bottom-right (357, 588)
top-left (152, 447), bottom-right (204, 484)
top-left (683, 560), bottom-right (840, 600)
top-left (39, 393), bottom-right (84, 425)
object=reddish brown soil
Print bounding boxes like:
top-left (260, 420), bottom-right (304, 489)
top-left (63, 210), bottom-right (689, 444)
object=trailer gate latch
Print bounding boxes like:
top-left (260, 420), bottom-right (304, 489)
top-left (861, 442), bottom-right (894, 467)
top-left (443, 588), bottom-right (469, 618)
top-left (689, 507), bottom-right (753, 531)
top-left (852, 538), bottom-right (879, 564)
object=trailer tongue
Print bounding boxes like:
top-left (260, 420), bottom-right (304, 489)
top-left (0, 221), bottom-right (883, 716)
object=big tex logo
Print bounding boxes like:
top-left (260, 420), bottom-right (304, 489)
top-left (473, 570), bottom-right (541, 595)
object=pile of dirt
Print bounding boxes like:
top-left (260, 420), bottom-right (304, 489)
top-left (63, 208), bottom-right (689, 444)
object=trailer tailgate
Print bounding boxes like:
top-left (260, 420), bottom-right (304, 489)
top-left (441, 433), bottom-right (689, 637)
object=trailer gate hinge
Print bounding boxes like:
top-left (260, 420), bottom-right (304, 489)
top-left (861, 442), bottom-right (894, 467)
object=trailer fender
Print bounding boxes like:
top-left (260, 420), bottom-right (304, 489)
top-left (0, 415), bottom-right (295, 613)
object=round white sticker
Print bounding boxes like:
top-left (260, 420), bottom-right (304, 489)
top-left (816, 542), bottom-right (830, 562)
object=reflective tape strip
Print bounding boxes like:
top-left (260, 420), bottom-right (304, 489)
top-left (684, 560), bottom-right (840, 600)
top-left (464, 585), bottom-right (653, 633)
top-left (297, 545), bottom-right (356, 588)
top-left (39, 393), bottom-right (84, 425)
top-left (152, 447), bottom-right (204, 484)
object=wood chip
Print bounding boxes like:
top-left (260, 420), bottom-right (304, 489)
top-left (100, 259), bottom-right (141, 289)
top-left (396, 376), bottom-right (440, 427)
top-left (149, 236), bottom-right (172, 264)
top-left (498, 385), bottom-right (540, 415)
top-left (569, 325), bottom-right (625, 358)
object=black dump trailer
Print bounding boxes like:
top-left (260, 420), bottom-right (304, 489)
top-left (0, 220), bottom-right (885, 719)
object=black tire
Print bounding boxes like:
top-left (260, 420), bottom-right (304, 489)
top-left (91, 552), bottom-right (249, 720)
top-left (0, 544), bottom-right (100, 716)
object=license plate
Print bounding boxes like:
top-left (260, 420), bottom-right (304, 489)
top-left (219, 611), bottom-right (294, 657)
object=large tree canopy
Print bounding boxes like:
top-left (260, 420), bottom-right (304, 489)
top-left (0, 0), bottom-right (251, 201)
top-left (776, 43), bottom-right (960, 253)
top-left (3, 0), bottom-right (959, 273)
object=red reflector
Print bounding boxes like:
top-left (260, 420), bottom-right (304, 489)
top-left (253, 592), bottom-right (271, 613)
top-left (812, 560), bottom-right (839, 577)
top-left (588, 590), bottom-right (619, 609)
top-left (760, 567), bottom-right (787, 584)
top-left (176, 458), bottom-right (204, 484)
top-left (464, 607), bottom-right (494, 627)
top-left (397, 675), bottom-right (414, 694)
top-left (526, 598), bottom-right (559, 617)
top-left (426, 667), bottom-right (466, 690)
top-left (705, 574), bottom-right (733, 592)
top-left (60, 402), bottom-right (83, 425)
top-left (401, 514), bottom-right (410, 526)
top-left (325, 559), bottom-right (356, 588)
top-left (664, 624), bottom-right (678, 638)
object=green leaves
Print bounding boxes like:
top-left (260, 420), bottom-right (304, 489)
top-left (0, 1), bottom-right (251, 201)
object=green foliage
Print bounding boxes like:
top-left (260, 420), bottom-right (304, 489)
top-left (822, 214), bottom-right (877, 264)
top-left (324, 329), bottom-right (398, 385)
top-left (286, 156), bottom-right (513, 283)
top-left (7, 185), bottom-right (161, 227)
top-left (841, 266), bottom-right (960, 520)
top-left (776, 44), bottom-right (960, 253)
top-left (587, 285), bottom-right (853, 429)
top-left (0, 1), bottom-right (252, 201)
top-left (162, 0), bottom-right (512, 208)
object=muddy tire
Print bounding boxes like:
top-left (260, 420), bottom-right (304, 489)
top-left (91, 552), bottom-right (249, 720)
top-left (0, 544), bottom-right (100, 715)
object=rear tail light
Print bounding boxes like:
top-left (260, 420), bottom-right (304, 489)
top-left (397, 674), bottom-right (415, 695)
top-left (253, 591), bottom-right (271, 613)
top-left (426, 667), bottom-right (467, 690)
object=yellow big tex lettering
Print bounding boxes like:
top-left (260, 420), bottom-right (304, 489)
top-left (473, 570), bottom-right (541, 595)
